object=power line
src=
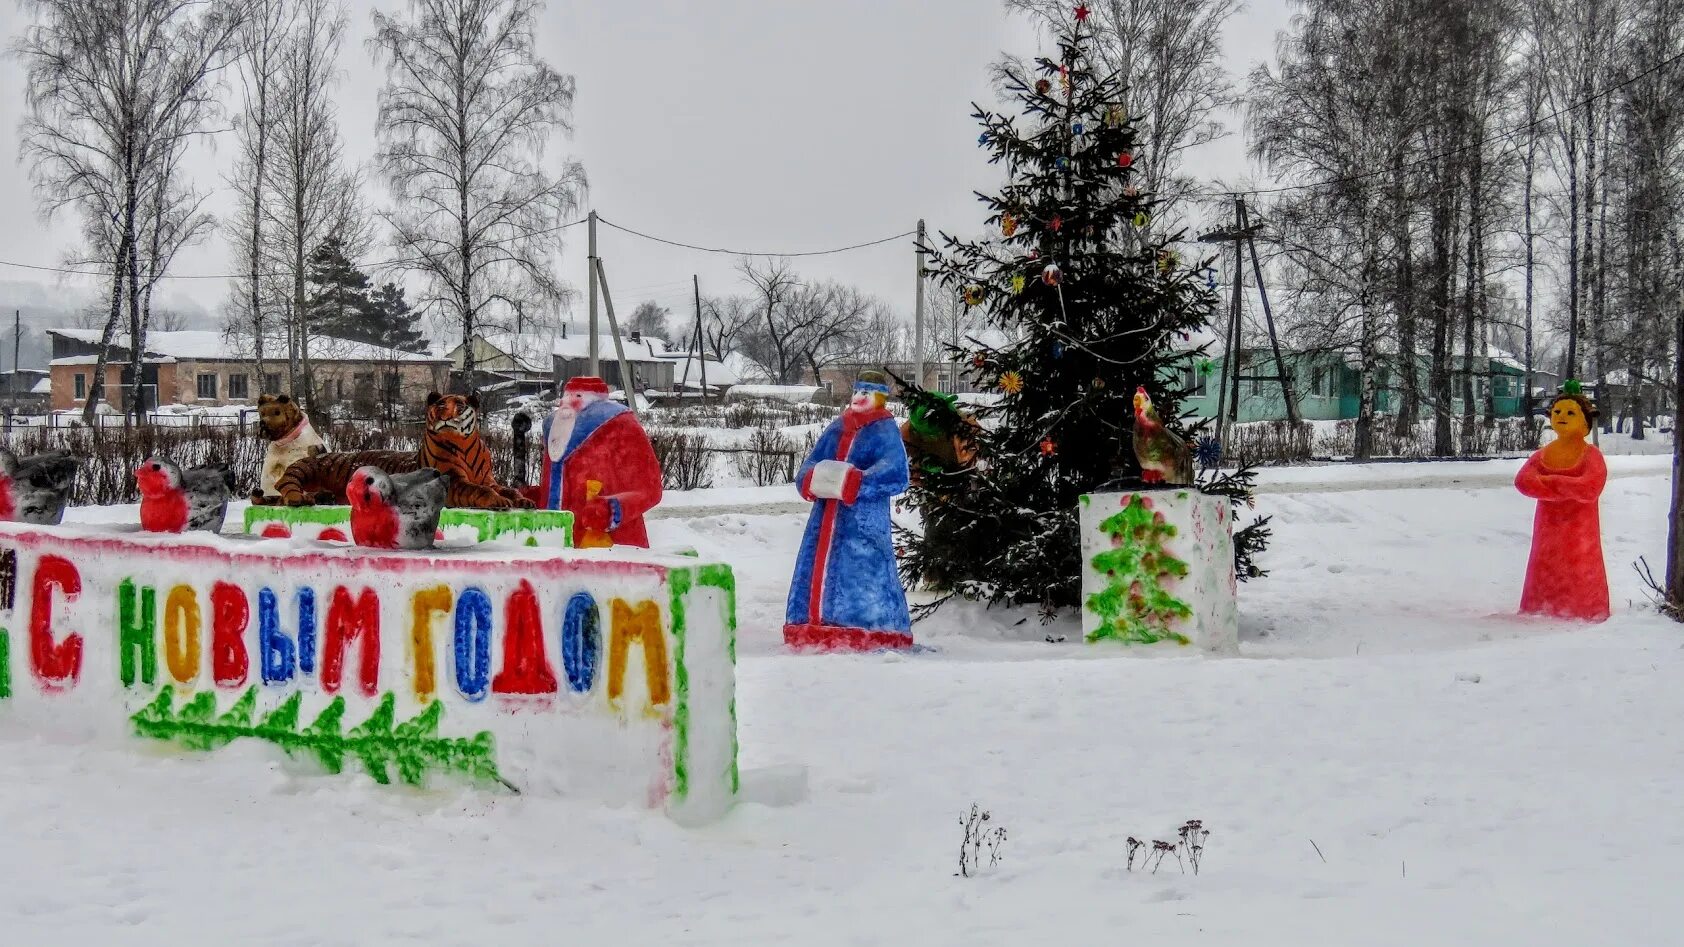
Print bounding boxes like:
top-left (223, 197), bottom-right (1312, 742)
top-left (596, 216), bottom-right (916, 257)
top-left (1196, 45), bottom-right (1684, 202)
top-left (0, 217), bottom-right (590, 281)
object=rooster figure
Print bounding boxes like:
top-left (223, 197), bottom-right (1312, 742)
top-left (0, 447), bottom-right (80, 525)
top-left (1132, 385), bottom-right (1192, 485)
top-left (348, 466), bottom-right (446, 550)
top-left (136, 457), bottom-right (233, 533)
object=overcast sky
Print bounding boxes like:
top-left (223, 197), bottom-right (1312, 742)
top-left (0, 0), bottom-right (1293, 337)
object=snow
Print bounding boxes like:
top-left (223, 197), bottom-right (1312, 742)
top-left (1, 458), bottom-right (1680, 944)
top-left (725, 383), bottom-right (825, 403)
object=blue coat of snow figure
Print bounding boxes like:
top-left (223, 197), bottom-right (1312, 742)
top-left (783, 372), bottom-right (914, 652)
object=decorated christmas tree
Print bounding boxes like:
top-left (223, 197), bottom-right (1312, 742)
top-left (895, 9), bottom-right (1268, 619)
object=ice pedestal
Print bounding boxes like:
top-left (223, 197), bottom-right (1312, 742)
top-left (1078, 489), bottom-right (1238, 654)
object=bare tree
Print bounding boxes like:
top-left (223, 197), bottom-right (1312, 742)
top-left (627, 301), bottom-right (669, 340)
top-left (1008, 0), bottom-right (1239, 237)
top-left (698, 294), bottom-right (757, 363)
top-left (269, 0), bottom-right (358, 415)
top-left (227, 0), bottom-right (295, 386)
top-left (370, 0), bottom-right (587, 379)
top-left (17, 0), bottom-right (246, 424)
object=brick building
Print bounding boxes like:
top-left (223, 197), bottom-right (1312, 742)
top-left (47, 329), bottom-right (450, 415)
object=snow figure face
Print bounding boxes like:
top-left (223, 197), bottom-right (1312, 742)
top-left (559, 389), bottom-right (604, 417)
top-left (347, 467), bottom-right (390, 507)
top-left (849, 389), bottom-right (886, 413)
top-left (134, 457), bottom-right (181, 496)
top-left (1549, 397), bottom-right (1589, 440)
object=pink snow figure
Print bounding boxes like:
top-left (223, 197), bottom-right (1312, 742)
top-left (1514, 391), bottom-right (1610, 623)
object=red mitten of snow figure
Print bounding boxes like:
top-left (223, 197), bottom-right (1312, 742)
top-left (1514, 387), bottom-right (1610, 622)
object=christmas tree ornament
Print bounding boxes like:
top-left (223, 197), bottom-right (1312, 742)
top-left (1124, 184), bottom-right (1139, 197)
top-left (1197, 358), bottom-right (1217, 377)
top-left (1001, 213), bottom-right (1018, 237)
top-left (1051, 341), bottom-right (1065, 358)
top-left (1134, 211), bottom-right (1150, 228)
top-left (1075, 4), bottom-right (1090, 21)
top-left (963, 285), bottom-right (985, 306)
top-left (1035, 78), bottom-right (1052, 95)
top-left (999, 371), bottom-right (1024, 395)
top-left (1027, 249), bottom-right (1040, 260)
top-left (1059, 65), bottom-right (1071, 93)
top-left (1056, 156), bottom-right (1070, 170)
top-left (1011, 275), bottom-right (1027, 294)
top-left (972, 353), bottom-right (988, 369)
top-left (1157, 249), bottom-right (1176, 273)
top-left (1039, 438), bottom-right (1057, 457)
top-left (1118, 151), bottom-right (1134, 168)
top-left (1041, 263), bottom-right (1063, 286)
top-left (1092, 376), bottom-right (1105, 390)
top-left (1050, 214), bottom-right (1064, 232)
top-left (978, 132), bottom-right (989, 146)
top-left (1194, 435), bottom-right (1223, 469)
top-left (1104, 105), bottom-right (1125, 127)
top-left (1072, 121), bottom-right (1085, 136)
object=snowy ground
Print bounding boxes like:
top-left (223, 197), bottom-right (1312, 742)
top-left (2, 458), bottom-right (1680, 944)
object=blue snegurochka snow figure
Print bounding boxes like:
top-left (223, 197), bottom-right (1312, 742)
top-left (783, 371), bottom-right (913, 651)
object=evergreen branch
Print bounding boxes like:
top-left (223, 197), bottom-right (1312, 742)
top-left (132, 687), bottom-right (518, 793)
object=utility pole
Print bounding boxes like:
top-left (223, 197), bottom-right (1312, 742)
top-left (11, 309), bottom-right (18, 402)
top-left (914, 219), bottom-right (927, 389)
top-left (587, 210), bottom-right (600, 377)
top-left (693, 274), bottom-right (709, 405)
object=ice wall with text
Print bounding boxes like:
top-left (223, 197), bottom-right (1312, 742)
top-left (0, 522), bottom-right (737, 822)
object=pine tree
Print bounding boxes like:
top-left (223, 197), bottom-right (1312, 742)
top-left (895, 12), bottom-right (1268, 619)
top-left (305, 236), bottom-right (428, 353)
top-left (305, 233), bottom-right (373, 341)
top-left (367, 282), bottom-right (428, 353)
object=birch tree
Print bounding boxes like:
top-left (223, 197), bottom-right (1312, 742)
top-left (16, 0), bottom-right (245, 424)
top-left (227, 0), bottom-right (294, 385)
top-left (370, 0), bottom-right (587, 379)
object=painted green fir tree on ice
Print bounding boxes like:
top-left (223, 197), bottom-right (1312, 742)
top-left (132, 687), bottom-right (516, 791)
top-left (1086, 495), bottom-right (1192, 645)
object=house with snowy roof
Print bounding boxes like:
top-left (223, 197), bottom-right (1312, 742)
top-left (47, 329), bottom-right (450, 415)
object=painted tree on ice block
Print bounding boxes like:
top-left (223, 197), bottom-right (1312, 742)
top-left (891, 8), bottom-right (1269, 621)
top-left (132, 687), bottom-right (514, 791)
top-left (1086, 494), bottom-right (1191, 644)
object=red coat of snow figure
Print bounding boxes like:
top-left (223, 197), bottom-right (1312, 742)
top-left (1514, 388), bottom-right (1610, 622)
top-left (537, 376), bottom-right (663, 548)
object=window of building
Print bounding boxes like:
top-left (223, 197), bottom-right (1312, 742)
top-left (196, 373), bottom-right (217, 399)
top-left (263, 373), bottom-right (282, 395)
top-left (73, 373), bottom-right (86, 400)
top-left (227, 373), bottom-right (249, 399)
top-left (1311, 367), bottom-right (1326, 397)
top-left (385, 371), bottom-right (401, 401)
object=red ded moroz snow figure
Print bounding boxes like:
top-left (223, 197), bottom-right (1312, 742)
top-left (1514, 384), bottom-right (1610, 622)
top-left (538, 376), bottom-right (663, 548)
top-left (783, 371), bottom-right (913, 652)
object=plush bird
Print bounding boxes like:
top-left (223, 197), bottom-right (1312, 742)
top-left (1132, 386), bottom-right (1192, 485)
top-left (0, 447), bottom-right (80, 525)
top-left (136, 457), bottom-right (233, 533)
top-left (347, 466), bottom-right (447, 550)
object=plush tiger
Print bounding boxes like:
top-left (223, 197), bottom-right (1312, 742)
top-left (269, 450), bottom-right (422, 507)
top-left (422, 392), bottom-right (532, 510)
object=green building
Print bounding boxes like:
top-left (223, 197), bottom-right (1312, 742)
top-left (1176, 348), bottom-right (1530, 423)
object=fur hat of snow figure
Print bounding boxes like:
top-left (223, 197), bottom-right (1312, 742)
top-left (1132, 386), bottom-right (1193, 486)
top-left (135, 457), bottom-right (233, 534)
top-left (563, 376), bottom-right (611, 398)
top-left (348, 466), bottom-right (447, 550)
top-left (0, 446), bottom-right (79, 526)
top-left (852, 370), bottom-right (891, 409)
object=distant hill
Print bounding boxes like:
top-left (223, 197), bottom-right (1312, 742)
top-left (0, 280), bottom-right (217, 371)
